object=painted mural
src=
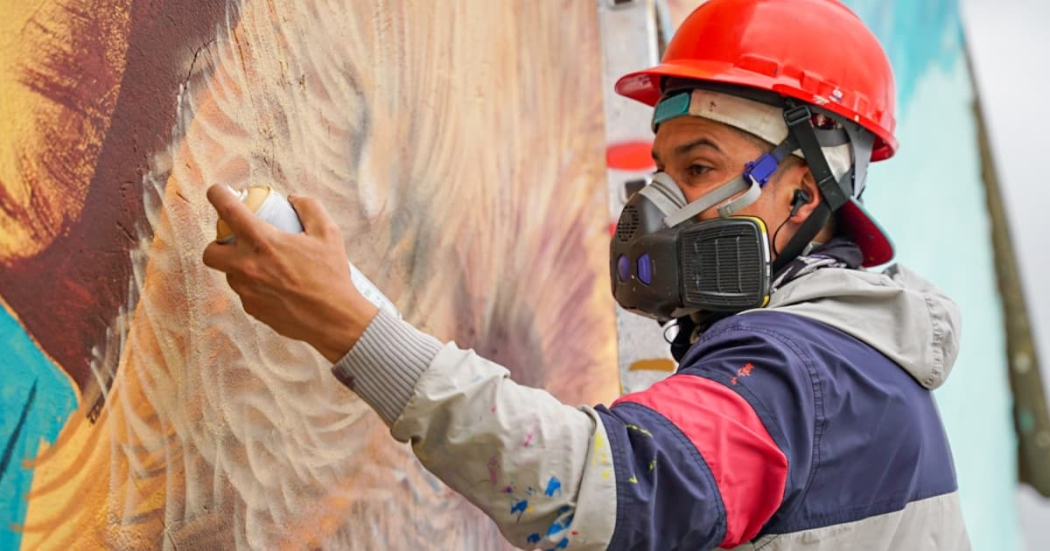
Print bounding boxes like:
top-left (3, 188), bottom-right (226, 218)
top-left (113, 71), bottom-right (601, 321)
top-left (0, 1), bottom-right (618, 548)
top-left (842, 2), bottom-right (1023, 550)
top-left (0, 0), bottom-right (1031, 549)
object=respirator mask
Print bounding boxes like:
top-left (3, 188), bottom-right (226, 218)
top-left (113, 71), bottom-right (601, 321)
top-left (610, 160), bottom-right (780, 322)
top-left (610, 86), bottom-right (871, 322)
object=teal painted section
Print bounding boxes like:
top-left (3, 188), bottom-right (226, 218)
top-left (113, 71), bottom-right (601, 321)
top-left (848, 0), bottom-right (961, 107)
top-left (845, 1), bottom-right (1021, 549)
top-left (0, 2), bottom-right (1022, 551)
top-left (0, 308), bottom-right (78, 550)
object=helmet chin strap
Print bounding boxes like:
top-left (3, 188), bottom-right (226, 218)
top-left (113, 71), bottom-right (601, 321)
top-left (771, 99), bottom-right (853, 273)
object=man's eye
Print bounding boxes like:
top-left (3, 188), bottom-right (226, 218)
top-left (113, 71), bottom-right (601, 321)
top-left (687, 165), bottom-right (711, 178)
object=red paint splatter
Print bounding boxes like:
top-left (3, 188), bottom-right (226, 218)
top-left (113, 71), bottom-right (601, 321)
top-left (730, 363), bottom-right (755, 385)
top-left (606, 140), bottom-right (656, 171)
top-left (487, 457), bottom-right (499, 486)
top-left (523, 428), bottom-right (535, 447)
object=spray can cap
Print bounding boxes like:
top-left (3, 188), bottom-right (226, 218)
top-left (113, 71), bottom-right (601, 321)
top-left (215, 186), bottom-right (273, 243)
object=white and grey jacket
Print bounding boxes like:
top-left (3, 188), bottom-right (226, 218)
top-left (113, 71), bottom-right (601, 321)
top-left (333, 264), bottom-right (971, 550)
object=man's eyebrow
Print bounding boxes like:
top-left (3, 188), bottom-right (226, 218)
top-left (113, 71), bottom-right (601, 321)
top-left (651, 137), bottom-right (723, 164)
top-left (674, 138), bottom-right (722, 157)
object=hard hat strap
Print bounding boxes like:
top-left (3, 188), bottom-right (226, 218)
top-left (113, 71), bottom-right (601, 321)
top-left (772, 100), bottom-right (854, 273)
top-left (784, 100), bottom-right (849, 211)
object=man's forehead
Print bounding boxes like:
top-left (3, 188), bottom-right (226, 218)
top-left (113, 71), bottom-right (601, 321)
top-left (652, 117), bottom-right (737, 159)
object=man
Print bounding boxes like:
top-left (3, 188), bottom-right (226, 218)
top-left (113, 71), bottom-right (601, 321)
top-left (203, 0), bottom-right (970, 549)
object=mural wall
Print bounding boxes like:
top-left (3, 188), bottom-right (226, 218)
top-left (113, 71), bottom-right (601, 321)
top-left (1, 0), bottom-right (1030, 549)
top-left (0, 1), bottom-right (619, 549)
top-left (843, 2), bottom-right (1023, 550)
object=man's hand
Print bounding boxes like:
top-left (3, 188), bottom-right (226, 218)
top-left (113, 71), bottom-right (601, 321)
top-left (202, 185), bottom-right (379, 362)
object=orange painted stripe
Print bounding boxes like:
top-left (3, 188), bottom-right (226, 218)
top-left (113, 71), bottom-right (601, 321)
top-left (629, 358), bottom-right (677, 372)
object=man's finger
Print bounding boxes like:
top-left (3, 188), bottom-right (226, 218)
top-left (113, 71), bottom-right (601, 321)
top-left (207, 184), bottom-right (273, 244)
top-left (288, 195), bottom-right (337, 237)
top-left (203, 240), bottom-right (240, 272)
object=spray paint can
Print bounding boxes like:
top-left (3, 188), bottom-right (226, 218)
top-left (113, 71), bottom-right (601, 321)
top-left (215, 186), bottom-right (401, 319)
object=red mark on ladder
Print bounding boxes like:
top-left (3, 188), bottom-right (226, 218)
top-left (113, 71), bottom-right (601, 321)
top-left (606, 140), bottom-right (656, 171)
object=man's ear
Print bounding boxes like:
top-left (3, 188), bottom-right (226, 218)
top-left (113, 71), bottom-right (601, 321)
top-left (789, 189), bottom-right (811, 216)
top-left (788, 168), bottom-right (821, 222)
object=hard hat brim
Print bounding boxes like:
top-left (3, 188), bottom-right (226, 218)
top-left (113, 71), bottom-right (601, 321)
top-left (618, 65), bottom-right (897, 268)
top-left (839, 197), bottom-right (895, 267)
top-left (615, 62), bottom-right (900, 162)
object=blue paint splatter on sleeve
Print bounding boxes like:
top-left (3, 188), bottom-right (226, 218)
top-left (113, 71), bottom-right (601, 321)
top-left (527, 533), bottom-right (541, 544)
top-left (547, 514), bottom-right (575, 537)
top-left (544, 537), bottom-right (570, 550)
top-left (544, 475), bottom-right (562, 497)
top-left (511, 498), bottom-right (529, 520)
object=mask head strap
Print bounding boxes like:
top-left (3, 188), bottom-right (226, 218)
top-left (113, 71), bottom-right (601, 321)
top-left (659, 137), bottom-right (795, 227)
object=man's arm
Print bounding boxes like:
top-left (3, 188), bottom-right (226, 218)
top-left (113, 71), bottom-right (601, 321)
top-left (335, 310), bottom-right (617, 550)
top-left (201, 187), bottom-right (796, 550)
top-left (337, 310), bottom-right (794, 550)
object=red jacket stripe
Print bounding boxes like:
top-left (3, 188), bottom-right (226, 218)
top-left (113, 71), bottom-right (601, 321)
top-left (615, 373), bottom-right (788, 547)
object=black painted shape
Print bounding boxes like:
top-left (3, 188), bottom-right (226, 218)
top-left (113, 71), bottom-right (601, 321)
top-left (0, 380), bottom-right (38, 483)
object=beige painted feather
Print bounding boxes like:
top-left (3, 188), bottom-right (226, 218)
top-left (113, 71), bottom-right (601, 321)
top-left (20, 1), bottom-right (619, 548)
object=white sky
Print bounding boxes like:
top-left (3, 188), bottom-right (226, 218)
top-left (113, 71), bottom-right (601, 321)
top-left (961, 0), bottom-right (1050, 547)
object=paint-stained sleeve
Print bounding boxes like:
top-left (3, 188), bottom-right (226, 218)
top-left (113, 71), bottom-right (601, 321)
top-left (333, 311), bottom-right (791, 550)
top-left (392, 346), bottom-right (620, 550)
top-left (334, 308), bottom-right (798, 550)
top-left (333, 310), bottom-right (618, 550)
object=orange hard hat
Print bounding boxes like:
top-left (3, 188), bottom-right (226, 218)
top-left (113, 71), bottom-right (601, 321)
top-left (616, 0), bottom-right (898, 161)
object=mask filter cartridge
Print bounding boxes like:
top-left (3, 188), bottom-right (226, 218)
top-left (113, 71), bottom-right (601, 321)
top-left (610, 173), bottom-right (772, 321)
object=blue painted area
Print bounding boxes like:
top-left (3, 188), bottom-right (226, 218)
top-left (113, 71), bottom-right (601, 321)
top-left (843, 1), bottom-right (1022, 549)
top-left (546, 514), bottom-right (574, 537)
top-left (543, 475), bottom-right (562, 497)
top-left (510, 498), bottom-right (529, 519)
top-left (0, 307), bottom-right (78, 550)
top-left (545, 537), bottom-right (568, 551)
top-left (527, 533), bottom-right (541, 544)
